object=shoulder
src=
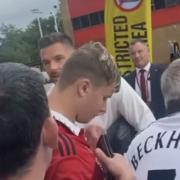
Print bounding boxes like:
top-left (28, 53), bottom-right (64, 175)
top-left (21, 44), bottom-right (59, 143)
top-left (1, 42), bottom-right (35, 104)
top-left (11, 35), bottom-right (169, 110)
top-left (124, 71), bottom-right (136, 81)
top-left (124, 70), bottom-right (136, 78)
top-left (57, 132), bottom-right (77, 157)
top-left (126, 121), bottom-right (155, 151)
top-left (125, 122), bottom-right (155, 163)
top-left (151, 64), bottom-right (167, 73)
top-left (45, 132), bottom-right (85, 180)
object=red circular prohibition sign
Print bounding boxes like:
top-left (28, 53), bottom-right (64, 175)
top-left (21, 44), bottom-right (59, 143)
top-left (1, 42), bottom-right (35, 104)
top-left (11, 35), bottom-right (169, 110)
top-left (114, 0), bottom-right (143, 12)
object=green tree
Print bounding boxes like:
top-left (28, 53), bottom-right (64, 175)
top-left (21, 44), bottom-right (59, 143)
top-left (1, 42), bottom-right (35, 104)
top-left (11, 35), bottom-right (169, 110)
top-left (0, 23), bottom-right (40, 65)
top-left (0, 14), bottom-right (63, 66)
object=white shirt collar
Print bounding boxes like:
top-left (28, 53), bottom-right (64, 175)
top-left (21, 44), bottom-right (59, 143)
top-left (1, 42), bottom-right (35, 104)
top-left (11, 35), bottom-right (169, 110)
top-left (136, 62), bottom-right (151, 73)
top-left (51, 110), bottom-right (81, 136)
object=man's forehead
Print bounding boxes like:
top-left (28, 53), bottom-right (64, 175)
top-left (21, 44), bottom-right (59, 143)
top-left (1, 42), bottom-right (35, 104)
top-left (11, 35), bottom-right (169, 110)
top-left (41, 42), bottom-right (68, 52)
top-left (40, 43), bottom-right (70, 58)
top-left (129, 42), bottom-right (147, 51)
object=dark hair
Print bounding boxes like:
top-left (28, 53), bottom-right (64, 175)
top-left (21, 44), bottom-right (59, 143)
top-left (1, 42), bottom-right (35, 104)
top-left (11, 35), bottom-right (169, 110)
top-left (59, 42), bottom-right (120, 92)
top-left (39, 32), bottom-right (74, 50)
top-left (0, 63), bottom-right (50, 178)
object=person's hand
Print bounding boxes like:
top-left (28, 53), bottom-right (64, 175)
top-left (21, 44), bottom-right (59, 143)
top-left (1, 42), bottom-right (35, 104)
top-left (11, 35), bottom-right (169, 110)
top-left (95, 148), bottom-right (136, 180)
top-left (85, 124), bottom-right (105, 149)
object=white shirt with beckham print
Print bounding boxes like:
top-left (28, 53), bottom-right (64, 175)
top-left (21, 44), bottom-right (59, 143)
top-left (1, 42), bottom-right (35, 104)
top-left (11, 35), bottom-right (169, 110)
top-left (125, 112), bottom-right (180, 180)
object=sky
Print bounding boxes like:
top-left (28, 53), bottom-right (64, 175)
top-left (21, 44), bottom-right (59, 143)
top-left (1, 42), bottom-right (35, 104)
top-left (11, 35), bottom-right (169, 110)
top-left (0, 0), bottom-right (59, 30)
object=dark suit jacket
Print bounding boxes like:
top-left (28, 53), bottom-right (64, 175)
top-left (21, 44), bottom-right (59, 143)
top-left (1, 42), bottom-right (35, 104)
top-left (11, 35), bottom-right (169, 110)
top-left (124, 64), bottom-right (166, 119)
top-left (107, 117), bottom-right (136, 154)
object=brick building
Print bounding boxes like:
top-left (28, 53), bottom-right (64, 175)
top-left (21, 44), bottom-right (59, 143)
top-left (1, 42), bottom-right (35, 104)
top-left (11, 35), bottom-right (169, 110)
top-left (60, 0), bottom-right (180, 64)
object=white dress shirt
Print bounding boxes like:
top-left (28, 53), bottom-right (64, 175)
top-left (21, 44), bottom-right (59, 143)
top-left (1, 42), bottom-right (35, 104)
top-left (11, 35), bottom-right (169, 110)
top-left (90, 77), bottom-right (155, 132)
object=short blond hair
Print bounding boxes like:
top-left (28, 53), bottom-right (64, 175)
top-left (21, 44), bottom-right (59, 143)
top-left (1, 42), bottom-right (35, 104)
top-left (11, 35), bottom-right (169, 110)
top-left (59, 41), bottom-right (120, 92)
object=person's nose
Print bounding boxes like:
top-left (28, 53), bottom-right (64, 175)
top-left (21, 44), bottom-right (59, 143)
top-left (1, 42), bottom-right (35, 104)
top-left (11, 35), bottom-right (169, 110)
top-left (134, 52), bottom-right (139, 58)
top-left (98, 103), bottom-right (107, 115)
top-left (49, 61), bottom-right (59, 72)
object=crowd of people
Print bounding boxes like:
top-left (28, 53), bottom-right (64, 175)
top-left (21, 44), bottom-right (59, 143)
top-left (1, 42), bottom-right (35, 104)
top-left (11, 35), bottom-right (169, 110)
top-left (0, 31), bottom-right (180, 180)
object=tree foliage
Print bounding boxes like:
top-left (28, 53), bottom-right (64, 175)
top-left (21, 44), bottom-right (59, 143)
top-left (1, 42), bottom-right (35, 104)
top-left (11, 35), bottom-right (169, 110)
top-left (0, 14), bottom-right (63, 66)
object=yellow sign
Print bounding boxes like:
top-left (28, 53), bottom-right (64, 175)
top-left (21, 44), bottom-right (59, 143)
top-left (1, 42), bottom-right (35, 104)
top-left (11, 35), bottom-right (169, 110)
top-left (105, 0), bottom-right (152, 76)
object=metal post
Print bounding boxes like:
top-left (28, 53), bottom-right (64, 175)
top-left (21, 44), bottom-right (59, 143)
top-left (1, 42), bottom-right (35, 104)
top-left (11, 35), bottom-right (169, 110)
top-left (31, 9), bottom-right (43, 38)
top-left (52, 5), bottom-right (59, 32)
top-left (50, 12), bottom-right (59, 32)
top-left (37, 17), bottom-right (43, 37)
top-left (53, 14), bottom-right (59, 32)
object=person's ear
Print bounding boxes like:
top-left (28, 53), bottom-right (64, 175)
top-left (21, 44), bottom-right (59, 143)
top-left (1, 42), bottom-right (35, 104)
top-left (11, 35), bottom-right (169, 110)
top-left (76, 78), bottom-right (92, 97)
top-left (42, 117), bottom-right (58, 149)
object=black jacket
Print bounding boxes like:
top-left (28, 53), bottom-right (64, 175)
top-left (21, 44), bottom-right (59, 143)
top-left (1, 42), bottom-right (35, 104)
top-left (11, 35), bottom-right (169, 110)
top-left (124, 64), bottom-right (166, 119)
